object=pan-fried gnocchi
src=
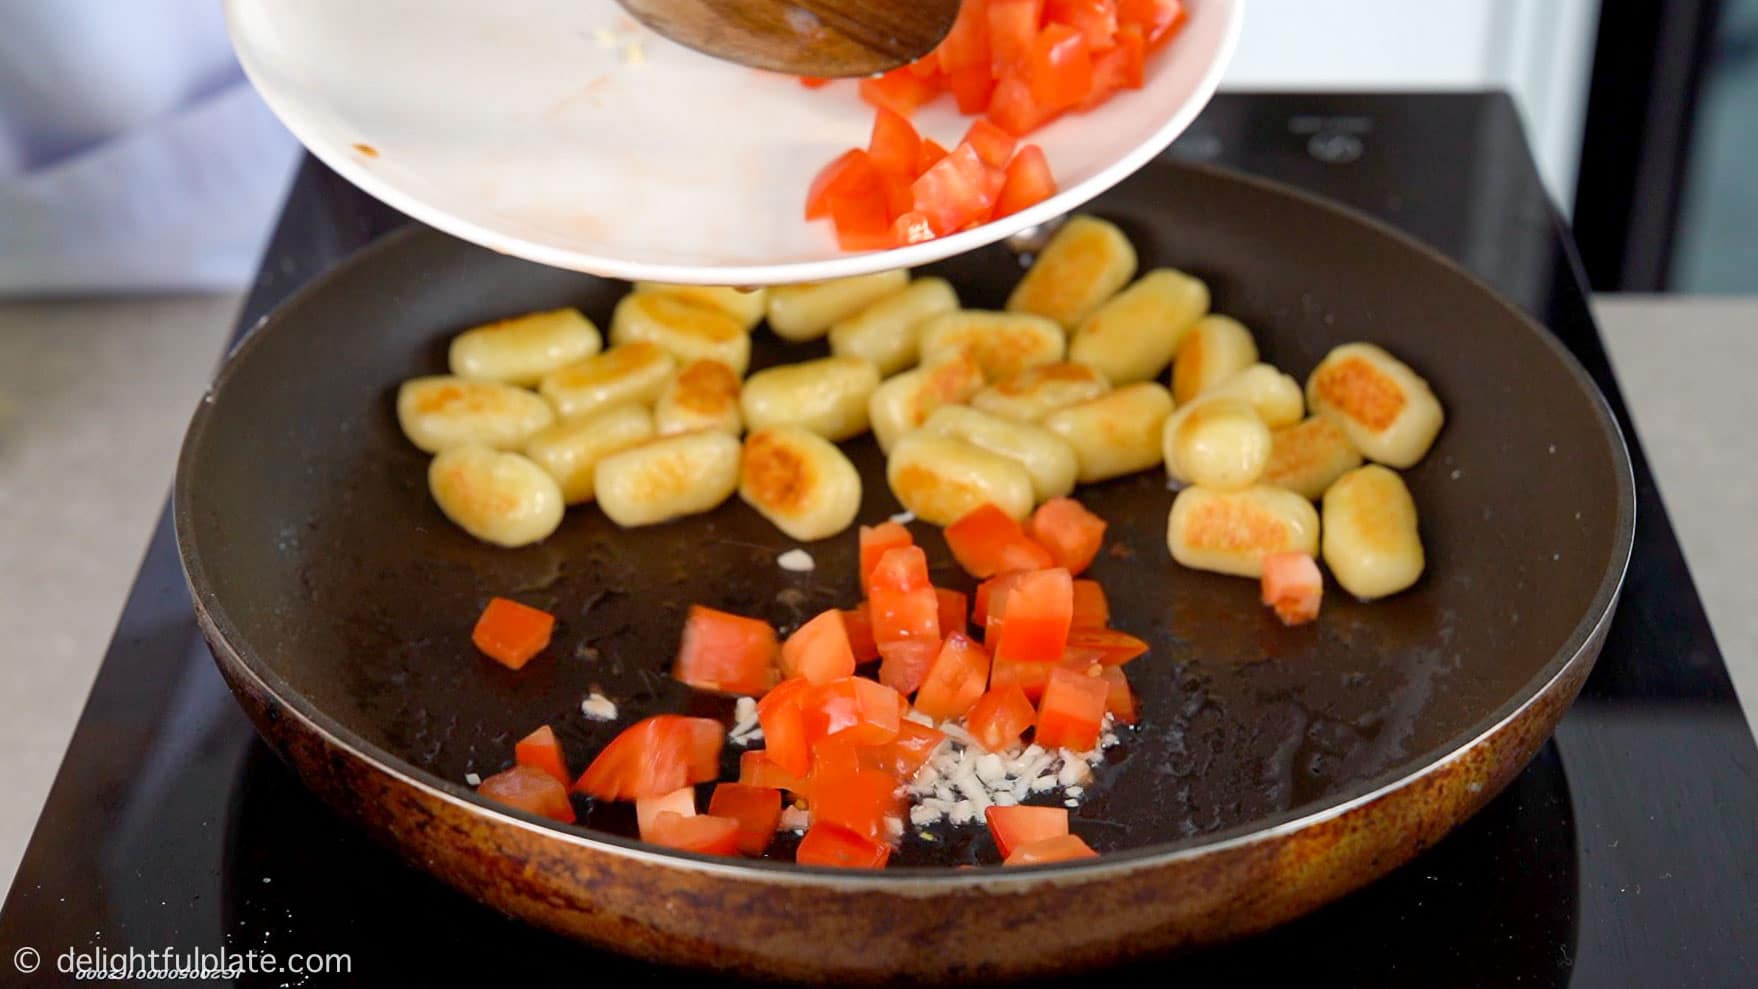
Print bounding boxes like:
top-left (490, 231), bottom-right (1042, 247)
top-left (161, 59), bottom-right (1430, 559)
top-left (1042, 382), bottom-right (1174, 483)
top-left (609, 291), bottom-right (751, 377)
top-left (594, 431), bottom-right (742, 528)
top-left (917, 310), bottom-right (1066, 381)
top-left (1162, 397), bottom-right (1272, 491)
top-left (397, 376), bottom-right (555, 453)
top-left (1322, 465), bottom-right (1425, 599)
top-left (868, 354), bottom-right (988, 453)
top-left (655, 359), bottom-right (742, 436)
top-left (1166, 485), bottom-right (1321, 578)
top-left (741, 355), bottom-right (880, 441)
top-left (428, 446), bottom-right (565, 547)
top-left (1262, 415), bottom-right (1364, 500)
top-left (1068, 269), bottom-right (1208, 384)
top-left (919, 405), bottom-right (1078, 502)
top-left (634, 283), bottom-right (767, 330)
top-left (887, 432), bottom-right (1036, 525)
top-left (1006, 215), bottom-right (1137, 330)
top-left (538, 342), bottom-right (676, 421)
top-left (1306, 343), bottom-right (1445, 468)
top-left (969, 362), bottom-right (1110, 422)
top-left (447, 308), bottom-right (603, 387)
top-left (739, 426), bottom-right (862, 541)
top-left (1202, 364), bottom-right (1305, 429)
top-left (524, 403), bottom-right (655, 504)
top-left (828, 277), bottom-right (959, 376)
top-left (1172, 315), bottom-right (1260, 405)
top-left (767, 269), bottom-right (909, 342)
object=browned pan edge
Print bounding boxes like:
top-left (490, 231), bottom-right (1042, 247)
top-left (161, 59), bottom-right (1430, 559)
top-left (172, 159), bottom-right (1635, 893)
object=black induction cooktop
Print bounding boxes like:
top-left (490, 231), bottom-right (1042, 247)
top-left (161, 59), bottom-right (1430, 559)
top-left (3, 93), bottom-right (1754, 987)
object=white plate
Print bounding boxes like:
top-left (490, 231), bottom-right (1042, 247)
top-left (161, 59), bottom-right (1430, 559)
top-left (226, 0), bottom-right (1243, 285)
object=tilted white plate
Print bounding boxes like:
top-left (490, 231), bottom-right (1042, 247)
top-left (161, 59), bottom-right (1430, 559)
top-left (226, 0), bottom-right (1243, 285)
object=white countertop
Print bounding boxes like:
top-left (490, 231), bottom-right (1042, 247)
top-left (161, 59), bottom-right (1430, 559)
top-left (0, 293), bottom-right (1753, 897)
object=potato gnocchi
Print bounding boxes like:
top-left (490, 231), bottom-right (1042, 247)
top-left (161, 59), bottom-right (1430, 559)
top-left (1306, 342), bottom-right (1445, 468)
top-left (429, 445), bottom-right (565, 547)
top-left (1172, 315), bottom-right (1260, 405)
top-left (524, 403), bottom-right (656, 505)
top-left (1322, 464), bottom-right (1425, 599)
top-left (397, 376), bottom-right (555, 454)
top-left (969, 362), bottom-right (1111, 422)
top-left (917, 310), bottom-right (1066, 382)
top-left (538, 342), bottom-right (676, 422)
top-left (1202, 363), bottom-right (1305, 429)
top-left (887, 431), bottom-right (1036, 525)
top-left (634, 283), bottom-right (768, 330)
top-left (828, 277), bottom-right (959, 376)
top-left (1162, 397), bottom-right (1272, 491)
top-left (741, 355), bottom-right (880, 442)
top-left (448, 308), bottom-right (602, 387)
top-left (610, 291), bottom-right (751, 377)
top-left (1068, 268), bottom-right (1208, 385)
top-left (1006, 215), bottom-right (1138, 330)
top-left (1166, 484), bottom-right (1321, 578)
top-left (767, 269), bottom-right (908, 342)
top-left (1043, 382), bottom-right (1175, 484)
top-left (1262, 415), bottom-right (1364, 501)
top-left (919, 404), bottom-right (1078, 503)
top-left (594, 431), bottom-right (742, 528)
top-left (868, 354), bottom-right (988, 453)
top-left (655, 359), bottom-right (742, 436)
top-left (739, 426), bottom-right (862, 541)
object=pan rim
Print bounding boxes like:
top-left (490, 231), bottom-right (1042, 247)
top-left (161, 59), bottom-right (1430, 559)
top-left (173, 159), bottom-right (1636, 887)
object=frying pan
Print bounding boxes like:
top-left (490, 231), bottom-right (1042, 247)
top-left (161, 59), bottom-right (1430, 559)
top-left (173, 160), bottom-right (1634, 983)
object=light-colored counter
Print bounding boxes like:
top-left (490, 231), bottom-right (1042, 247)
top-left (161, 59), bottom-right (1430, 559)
top-left (0, 294), bottom-right (1752, 896)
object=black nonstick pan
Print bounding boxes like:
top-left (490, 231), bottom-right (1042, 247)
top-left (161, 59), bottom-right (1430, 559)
top-left (174, 159), bottom-right (1634, 982)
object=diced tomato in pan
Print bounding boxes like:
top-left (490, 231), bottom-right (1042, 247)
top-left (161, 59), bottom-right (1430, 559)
top-left (985, 804), bottom-right (1069, 857)
top-left (1035, 666), bottom-right (1108, 750)
top-left (966, 683), bottom-right (1037, 751)
top-left (945, 503), bottom-right (1054, 578)
top-left (913, 632), bottom-right (992, 721)
top-left (574, 715), bottom-right (723, 802)
top-left (781, 609), bottom-right (857, 684)
top-left (514, 724), bottom-right (569, 785)
top-left (673, 605), bottom-right (778, 696)
top-left (472, 597), bottom-right (554, 670)
top-left (646, 811), bottom-right (741, 856)
top-left (478, 765), bottom-right (575, 824)
top-left (1004, 832), bottom-right (1098, 865)
top-left (708, 783), bottom-right (784, 855)
top-left (797, 822), bottom-right (892, 868)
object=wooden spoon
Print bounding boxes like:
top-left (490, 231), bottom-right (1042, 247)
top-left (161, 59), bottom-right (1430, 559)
top-left (614, 0), bottom-right (962, 77)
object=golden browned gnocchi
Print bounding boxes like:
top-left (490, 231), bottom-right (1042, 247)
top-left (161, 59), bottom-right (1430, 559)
top-left (1322, 464), bottom-right (1424, 599)
top-left (538, 342), bottom-right (676, 421)
top-left (1042, 382), bottom-right (1174, 483)
top-left (1068, 268), bottom-right (1208, 384)
top-left (524, 403), bottom-right (655, 504)
top-left (969, 361), bottom-right (1111, 422)
top-left (1262, 415), bottom-right (1364, 500)
top-left (609, 291), bottom-right (751, 377)
top-left (1162, 397), bottom-right (1272, 490)
top-left (1166, 484), bottom-right (1321, 578)
top-left (868, 354), bottom-right (988, 453)
top-left (594, 431), bottom-right (742, 528)
top-left (887, 432), bottom-right (1035, 525)
top-left (1202, 363), bottom-right (1305, 429)
top-left (1006, 215), bottom-right (1137, 330)
top-left (767, 269), bottom-right (909, 342)
top-left (1306, 343), bottom-right (1445, 468)
top-left (919, 404), bottom-right (1078, 502)
top-left (827, 277), bottom-right (959, 376)
top-left (634, 283), bottom-right (768, 330)
top-left (396, 376), bottom-right (555, 454)
top-left (655, 359), bottom-right (742, 436)
top-left (740, 355), bottom-right (880, 441)
top-left (1171, 315), bottom-right (1260, 405)
top-left (447, 308), bottom-right (603, 387)
top-left (739, 426), bottom-right (862, 541)
top-left (917, 310), bottom-right (1065, 381)
top-left (428, 445), bottom-right (565, 547)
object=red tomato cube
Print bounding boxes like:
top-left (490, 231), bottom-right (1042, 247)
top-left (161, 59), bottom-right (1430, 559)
top-left (739, 750), bottom-right (806, 792)
top-left (912, 143), bottom-right (1000, 234)
top-left (477, 765), bottom-right (575, 824)
top-left (894, 211), bottom-right (937, 245)
top-left (645, 811), bottom-right (741, 856)
top-left (936, 0), bottom-right (992, 73)
top-left (1035, 666), bottom-right (1108, 750)
top-left (985, 804), bottom-right (1069, 858)
top-left (1064, 626), bottom-right (1148, 666)
top-left (878, 638), bottom-right (940, 696)
top-left (859, 67), bottom-right (942, 117)
top-left (756, 678), bottom-right (814, 778)
top-left (1004, 832), bottom-right (1098, 865)
top-left (989, 653), bottom-right (1059, 702)
top-left (672, 605), bottom-right (778, 697)
top-left (967, 683), bottom-right (1037, 752)
top-left (801, 676), bottom-right (903, 747)
top-left (962, 118), bottom-right (1019, 169)
top-left (868, 107), bottom-right (922, 176)
top-left (514, 724), bottom-right (569, 785)
top-left (1070, 579), bottom-right (1109, 629)
top-left (993, 567), bottom-right (1074, 665)
top-left (859, 522), bottom-right (914, 596)
top-left (843, 605), bottom-right (880, 663)
top-left (1097, 665), bottom-right (1137, 724)
top-left (1261, 551), bottom-right (1324, 626)
top-left (1028, 498), bottom-right (1108, 575)
top-left (869, 719), bottom-right (948, 777)
top-left (945, 502), bottom-right (1055, 578)
top-left (573, 715), bottom-right (724, 802)
top-left (806, 149), bottom-right (880, 221)
top-left (946, 64), bottom-right (997, 114)
top-left (797, 822), bottom-right (891, 869)
top-left (1026, 23), bottom-right (1094, 115)
top-left (708, 783), bottom-right (784, 856)
top-left (868, 545), bottom-right (941, 649)
top-left (973, 570), bottom-right (1030, 627)
top-left (1118, 0), bottom-right (1186, 46)
top-left (994, 143), bottom-right (1057, 218)
top-left (471, 597), bottom-right (555, 671)
top-left (935, 587), bottom-right (969, 635)
top-left (635, 785), bottom-right (697, 839)
top-left (809, 768), bottom-right (901, 840)
top-left (988, 72), bottom-right (1055, 137)
top-left (1047, 0), bottom-right (1119, 49)
top-left (913, 632), bottom-right (992, 721)
top-left (781, 609), bottom-right (857, 684)
top-left (988, 0), bottom-right (1046, 73)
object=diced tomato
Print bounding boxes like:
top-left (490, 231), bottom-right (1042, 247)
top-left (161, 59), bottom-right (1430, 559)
top-left (985, 804), bottom-right (1069, 857)
top-left (988, 0), bottom-right (1046, 73)
top-left (1064, 626), bottom-right (1148, 666)
top-left (514, 724), bottom-right (569, 785)
top-left (908, 55), bottom-right (945, 81)
top-left (987, 72), bottom-right (1054, 137)
top-left (918, 137), bottom-right (953, 175)
top-left (739, 749), bottom-right (806, 792)
top-left (912, 143), bottom-right (1001, 235)
top-left (1097, 665), bottom-right (1136, 723)
top-left (868, 545), bottom-right (940, 649)
top-left (859, 522), bottom-right (915, 596)
top-left (993, 567), bottom-right (1073, 664)
top-left (1117, 0), bottom-right (1186, 46)
top-left (935, 587), bottom-right (969, 634)
top-left (973, 570), bottom-right (1030, 627)
top-left (1035, 666), bottom-right (1108, 750)
top-left (672, 605), bottom-right (778, 696)
top-left (946, 63), bottom-right (997, 114)
top-left (895, 211), bottom-right (936, 245)
top-left (1083, 24), bottom-right (1145, 109)
top-left (831, 191), bottom-right (896, 251)
top-left (477, 765), bottom-right (575, 824)
top-left (869, 719), bottom-right (947, 777)
top-left (805, 149), bottom-right (879, 221)
top-left (966, 683), bottom-right (1037, 751)
top-left (859, 67), bottom-right (941, 117)
top-left (646, 811), bottom-right (741, 856)
top-left (781, 609), bottom-right (857, 684)
top-left (1047, 0), bottom-right (1118, 49)
top-left (945, 503), bottom-right (1055, 578)
top-left (843, 605), bottom-right (879, 663)
top-left (994, 144), bottom-right (1057, 218)
top-left (937, 0), bottom-right (992, 73)
top-left (798, 75), bottom-right (832, 89)
top-left (880, 169), bottom-right (917, 219)
top-left (962, 119), bottom-right (1018, 168)
top-left (1026, 23), bottom-right (1093, 115)
top-left (797, 822), bottom-right (891, 869)
top-left (635, 785), bottom-right (697, 839)
top-left (988, 653), bottom-right (1058, 701)
top-left (913, 632), bottom-right (992, 720)
top-left (1028, 498), bottom-right (1107, 575)
top-left (1004, 832), bottom-right (1098, 865)
top-left (1262, 551), bottom-right (1324, 626)
top-left (868, 108), bottom-right (922, 177)
top-left (756, 678), bottom-right (814, 777)
top-left (1070, 579), bottom-right (1109, 629)
top-left (808, 768), bottom-right (900, 840)
top-left (878, 639), bottom-right (939, 696)
top-left (708, 783), bottom-right (783, 856)
top-left (471, 597), bottom-right (555, 670)
top-left (574, 716), bottom-right (722, 802)
top-left (801, 676), bottom-right (903, 746)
